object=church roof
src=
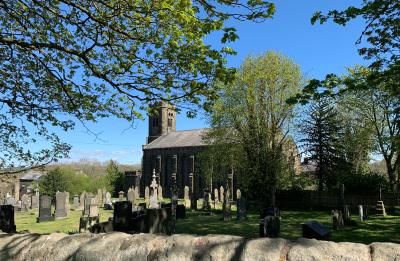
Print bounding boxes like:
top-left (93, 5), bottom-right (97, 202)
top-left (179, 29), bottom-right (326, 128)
top-left (144, 128), bottom-right (209, 150)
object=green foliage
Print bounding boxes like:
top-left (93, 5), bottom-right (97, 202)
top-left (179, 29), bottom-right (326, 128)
top-left (105, 160), bottom-right (124, 196)
top-left (337, 170), bottom-right (390, 195)
top-left (38, 167), bottom-right (68, 198)
top-left (0, 0), bottom-right (275, 173)
top-left (203, 51), bottom-right (303, 205)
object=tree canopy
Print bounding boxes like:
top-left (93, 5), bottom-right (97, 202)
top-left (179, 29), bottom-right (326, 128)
top-left (0, 0), bottom-right (275, 173)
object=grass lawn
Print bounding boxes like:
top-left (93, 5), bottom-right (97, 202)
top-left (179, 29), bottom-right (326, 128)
top-left (14, 201), bottom-right (400, 244)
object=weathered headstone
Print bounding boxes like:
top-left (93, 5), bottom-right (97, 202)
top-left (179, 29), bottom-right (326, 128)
top-left (37, 195), bottom-right (54, 222)
top-left (134, 186), bottom-right (139, 199)
top-left (105, 191), bottom-right (112, 204)
top-left (220, 186), bottom-right (224, 205)
top-left (97, 188), bottom-right (103, 205)
top-left (184, 186), bottom-right (190, 207)
top-left (214, 188), bottom-right (219, 203)
top-left (343, 204), bottom-right (351, 224)
top-left (0, 205), bottom-right (16, 233)
top-left (54, 191), bottom-right (68, 219)
top-left (73, 195), bottom-right (80, 209)
top-left (203, 188), bottom-right (211, 212)
top-left (21, 194), bottom-right (30, 212)
top-left (79, 192), bottom-right (86, 210)
top-left (149, 172), bottom-right (159, 209)
top-left (358, 205), bottom-right (364, 221)
top-left (145, 186), bottom-right (150, 206)
top-left (236, 189), bottom-right (241, 200)
top-left (127, 188), bottom-right (136, 207)
top-left (302, 221), bottom-right (331, 240)
top-left (88, 197), bottom-right (99, 217)
top-left (113, 201), bottom-right (133, 232)
top-left (65, 192), bottom-right (70, 215)
top-left (260, 216), bottom-right (280, 238)
top-left (118, 191), bottom-right (125, 201)
top-left (331, 209), bottom-right (344, 230)
top-left (31, 194), bottom-right (39, 209)
top-left (237, 197), bottom-right (247, 221)
top-left (83, 194), bottom-right (94, 216)
top-left (158, 185), bottom-right (163, 200)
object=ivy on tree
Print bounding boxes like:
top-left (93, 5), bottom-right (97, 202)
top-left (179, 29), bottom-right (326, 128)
top-left (0, 0), bottom-right (275, 173)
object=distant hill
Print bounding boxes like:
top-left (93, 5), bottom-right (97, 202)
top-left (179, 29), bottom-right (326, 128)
top-left (46, 159), bottom-right (140, 177)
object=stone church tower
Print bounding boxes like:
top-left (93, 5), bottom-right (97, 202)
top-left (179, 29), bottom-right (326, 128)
top-left (147, 101), bottom-right (176, 143)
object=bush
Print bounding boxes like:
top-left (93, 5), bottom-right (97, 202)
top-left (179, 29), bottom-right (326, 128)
top-left (337, 171), bottom-right (390, 194)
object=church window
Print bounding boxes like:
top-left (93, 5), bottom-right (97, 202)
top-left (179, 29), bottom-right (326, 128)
top-left (153, 117), bottom-right (159, 126)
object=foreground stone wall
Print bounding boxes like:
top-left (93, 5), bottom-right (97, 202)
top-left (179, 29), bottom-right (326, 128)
top-left (0, 232), bottom-right (399, 261)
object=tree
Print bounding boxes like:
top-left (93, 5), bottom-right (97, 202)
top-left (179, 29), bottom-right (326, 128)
top-left (38, 167), bottom-right (68, 198)
top-left (105, 160), bottom-right (124, 196)
top-left (204, 51), bottom-right (302, 206)
top-left (0, 0), bottom-right (275, 173)
top-left (300, 97), bottom-right (345, 191)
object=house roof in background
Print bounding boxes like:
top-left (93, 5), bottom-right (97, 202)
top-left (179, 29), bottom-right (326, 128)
top-left (143, 128), bottom-right (209, 150)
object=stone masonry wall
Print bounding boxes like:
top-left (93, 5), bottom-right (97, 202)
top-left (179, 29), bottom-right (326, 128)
top-left (0, 232), bottom-right (399, 260)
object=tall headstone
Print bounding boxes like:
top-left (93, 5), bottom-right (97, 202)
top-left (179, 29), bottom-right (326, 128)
top-left (223, 184), bottom-right (231, 221)
top-left (214, 188), bottom-right (219, 203)
top-left (0, 205), bottom-right (16, 233)
top-left (236, 189), bottom-right (241, 200)
top-left (79, 192), bottom-right (86, 210)
top-left (73, 195), bottom-right (80, 209)
top-left (127, 188), bottom-right (136, 207)
top-left (97, 188), bottom-right (103, 205)
top-left (358, 205), bottom-right (364, 221)
top-left (31, 194), bottom-right (39, 209)
top-left (134, 186), bottom-right (139, 199)
top-left (21, 194), bottom-right (30, 211)
top-left (89, 197), bottom-right (99, 217)
top-left (220, 186), bottom-right (224, 205)
top-left (37, 195), bottom-right (54, 222)
top-left (105, 191), bottom-right (112, 204)
top-left (158, 185), bottom-right (163, 200)
top-left (54, 191), bottom-right (68, 219)
top-left (145, 186), bottom-right (150, 205)
top-left (184, 186), bottom-right (190, 208)
top-left (149, 171), bottom-right (159, 209)
top-left (83, 194), bottom-right (93, 216)
top-left (331, 209), bottom-right (344, 230)
top-left (65, 192), bottom-right (70, 215)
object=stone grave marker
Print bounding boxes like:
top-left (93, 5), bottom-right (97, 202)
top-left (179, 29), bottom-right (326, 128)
top-left (37, 195), bottom-right (54, 222)
top-left (65, 192), bottom-right (70, 215)
top-left (260, 216), bottom-right (280, 238)
top-left (97, 188), bottom-right (103, 205)
top-left (184, 186), bottom-right (190, 207)
top-left (89, 197), bottom-right (99, 217)
top-left (343, 204), bottom-right (351, 224)
top-left (21, 194), bottom-right (30, 212)
top-left (220, 186), bottom-right (224, 205)
top-left (127, 188), bottom-right (136, 207)
top-left (302, 221), bottom-right (331, 240)
top-left (54, 191), bottom-right (68, 219)
top-left (119, 191), bottom-right (125, 201)
top-left (134, 186), bottom-right (139, 199)
top-left (79, 192), bottom-right (86, 210)
top-left (214, 188), bottom-right (219, 203)
top-left (73, 195), bottom-right (79, 209)
top-left (105, 192), bottom-right (112, 204)
top-left (5, 197), bottom-right (16, 206)
top-left (158, 185), bottom-right (163, 200)
top-left (331, 209), bottom-right (344, 230)
top-left (0, 205), bottom-right (16, 233)
top-left (113, 201), bottom-right (133, 232)
top-left (145, 186), bottom-right (150, 205)
top-left (31, 194), bottom-right (38, 209)
top-left (149, 173), bottom-right (159, 209)
top-left (236, 189), bottom-right (241, 200)
top-left (222, 186), bottom-right (231, 221)
top-left (358, 205), bottom-right (364, 221)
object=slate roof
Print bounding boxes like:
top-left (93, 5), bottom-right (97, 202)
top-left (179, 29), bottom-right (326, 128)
top-left (144, 128), bottom-right (209, 150)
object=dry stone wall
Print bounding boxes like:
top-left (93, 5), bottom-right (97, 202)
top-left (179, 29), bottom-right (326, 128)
top-left (0, 232), bottom-right (399, 261)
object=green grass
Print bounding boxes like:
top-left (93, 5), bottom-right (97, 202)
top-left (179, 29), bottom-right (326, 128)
top-left (14, 202), bottom-right (400, 244)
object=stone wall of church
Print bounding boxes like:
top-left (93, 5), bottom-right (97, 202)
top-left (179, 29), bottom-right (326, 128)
top-left (141, 146), bottom-right (207, 198)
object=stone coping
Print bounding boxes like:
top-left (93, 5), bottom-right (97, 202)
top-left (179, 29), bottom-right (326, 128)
top-left (0, 232), bottom-right (399, 260)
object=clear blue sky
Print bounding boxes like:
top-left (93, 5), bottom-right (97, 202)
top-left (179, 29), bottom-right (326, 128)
top-left (55, 0), bottom-right (366, 165)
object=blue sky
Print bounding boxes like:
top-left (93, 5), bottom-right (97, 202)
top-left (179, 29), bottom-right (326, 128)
top-left (56, 0), bottom-right (366, 165)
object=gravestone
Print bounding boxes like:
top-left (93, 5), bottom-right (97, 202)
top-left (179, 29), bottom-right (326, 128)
top-left (144, 186), bottom-right (149, 205)
top-left (65, 192), bottom-right (70, 216)
top-left (88, 197), bottom-right (99, 217)
top-left (83, 194), bottom-right (94, 216)
top-left (5, 197), bottom-right (16, 206)
top-left (21, 194), bottom-right (30, 212)
top-left (31, 194), bottom-right (38, 209)
top-left (237, 197), bottom-right (247, 221)
top-left (331, 209), bottom-right (344, 230)
top-left (376, 200), bottom-right (387, 216)
top-left (134, 186), bottom-right (139, 199)
top-left (214, 188), bottom-right (219, 203)
top-left (113, 201), bottom-right (133, 232)
top-left (220, 186), bottom-right (224, 205)
top-left (203, 188), bottom-right (211, 212)
top-left (97, 188), bottom-right (103, 205)
top-left (79, 192), bottom-right (86, 210)
top-left (260, 216), bottom-right (280, 238)
top-left (149, 173), bottom-right (159, 209)
top-left (176, 204), bottom-right (186, 219)
top-left (54, 191), bottom-right (68, 219)
top-left (236, 189), bottom-right (241, 200)
top-left (73, 195), bottom-right (80, 209)
top-left (343, 204), bottom-right (351, 224)
top-left (127, 188), bottom-right (136, 208)
top-left (105, 191), bottom-right (112, 204)
top-left (158, 185), bottom-right (163, 200)
top-left (184, 186), bottom-right (190, 207)
top-left (358, 205), bottom-right (364, 221)
top-left (37, 195), bottom-right (54, 222)
top-left (302, 221), bottom-right (331, 240)
top-left (146, 208), bottom-right (172, 235)
top-left (0, 205), bottom-right (16, 233)
top-left (118, 191), bottom-right (125, 201)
